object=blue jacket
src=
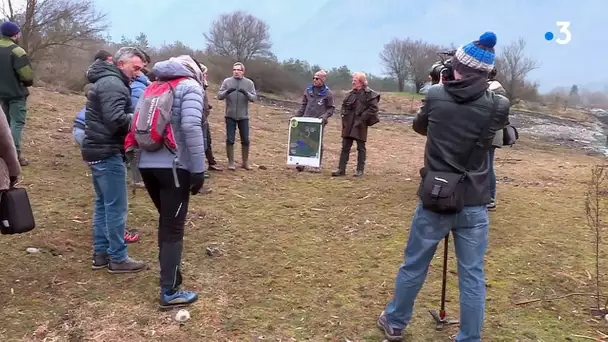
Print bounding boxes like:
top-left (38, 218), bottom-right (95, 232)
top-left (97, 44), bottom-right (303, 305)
top-left (137, 60), bottom-right (206, 173)
top-left (130, 74), bottom-right (150, 110)
top-left (74, 106), bottom-right (86, 130)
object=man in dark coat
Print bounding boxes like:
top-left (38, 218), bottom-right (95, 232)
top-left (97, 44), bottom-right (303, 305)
top-left (332, 72), bottom-right (380, 177)
top-left (82, 47), bottom-right (147, 274)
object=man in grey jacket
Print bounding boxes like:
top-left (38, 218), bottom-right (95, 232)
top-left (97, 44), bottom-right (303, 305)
top-left (217, 62), bottom-right (257, 170)
top-left (295, 70), bottom-right (335, 172)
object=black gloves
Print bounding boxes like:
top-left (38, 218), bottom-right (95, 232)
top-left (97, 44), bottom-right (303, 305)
top-left (226, 88), bottom-right (237, 94)
top-left (9, 176), bottom-right (18, 188)
top-left (190, 172), bottom-right (205, 195)
top-left (208, 104), bottom-right (213, 110)
top-left (238, 88), bottom-right (248, 95)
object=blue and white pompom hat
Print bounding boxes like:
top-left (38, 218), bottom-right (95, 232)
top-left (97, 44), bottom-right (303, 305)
top-left (452, 31), bottom-right (497, 75)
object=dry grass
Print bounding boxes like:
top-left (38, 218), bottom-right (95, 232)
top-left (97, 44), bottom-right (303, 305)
top-left (513, 101), bottom-right (593, 123)
top-left (1, 87), bottom-right (608, 341)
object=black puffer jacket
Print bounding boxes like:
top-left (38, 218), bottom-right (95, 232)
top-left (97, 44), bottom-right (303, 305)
top-left (412, 74), bottom-right (510, 206)
top-left (81, 59), bottom-right (133, 162)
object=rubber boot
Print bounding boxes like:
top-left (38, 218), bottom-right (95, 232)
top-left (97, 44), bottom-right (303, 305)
top-left (226, 143), bottom-right (236, 171)
top-left (354, 149), bottom-right (366, 177)
top-left (241, 145), bottom-right (252, 170)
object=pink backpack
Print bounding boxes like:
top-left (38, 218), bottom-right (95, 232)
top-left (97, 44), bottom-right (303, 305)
top-left (125, 77), bottom-right (187, 152)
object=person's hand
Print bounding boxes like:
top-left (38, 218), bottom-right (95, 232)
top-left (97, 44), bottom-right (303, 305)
top-left (321, 117), bottom-right (328, 126)
top-left (227, 88), bottom-right (237, 94)
top-left (208, 104), bottom-right (213, 110)
top-left (238, 88), bottom-right (247, 95)
top-left (9, 176), bottom-right (18, 188)
top-left (189, 172), bottom-right (205, 195)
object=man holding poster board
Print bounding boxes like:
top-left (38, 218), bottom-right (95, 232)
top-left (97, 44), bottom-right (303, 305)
top-left (288, 70), bottom-right (335, 172)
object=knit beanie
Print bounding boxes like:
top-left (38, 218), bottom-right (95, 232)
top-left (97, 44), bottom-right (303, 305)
top-left (452, 31), bottom-right (497, 76)
top-left (0, 21), bottom-right (20, 37)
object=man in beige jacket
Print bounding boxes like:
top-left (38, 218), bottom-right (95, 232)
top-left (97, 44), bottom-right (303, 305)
top-left (0, 106), bottom-right (21, 191)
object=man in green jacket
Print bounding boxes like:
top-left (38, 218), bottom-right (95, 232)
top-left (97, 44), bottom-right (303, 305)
top-left (0, 21), bottom-right (34, 166)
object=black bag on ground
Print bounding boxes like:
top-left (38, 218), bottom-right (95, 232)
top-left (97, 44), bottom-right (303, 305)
top-left (0, 187), bottom-right (36, 234)
top-left (420, 97), bottom-right (499, 214)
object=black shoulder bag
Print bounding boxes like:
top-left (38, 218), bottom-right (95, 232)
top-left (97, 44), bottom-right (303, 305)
top-left (419, 97), bottom-right (499, 214)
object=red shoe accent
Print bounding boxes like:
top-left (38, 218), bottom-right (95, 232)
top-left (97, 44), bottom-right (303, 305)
top-left (125, 231), bottom-right (140, 244)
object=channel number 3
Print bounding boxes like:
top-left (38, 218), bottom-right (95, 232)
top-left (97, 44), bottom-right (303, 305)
top-left (555, 21), bottom-right (571, 45)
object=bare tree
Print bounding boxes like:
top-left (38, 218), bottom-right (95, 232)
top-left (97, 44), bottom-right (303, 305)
top-left (204, 10), bottom-right (272, 62)
top-left (585, 164), bottom-right (608, 316)
top-left (495, 37), bottom-right (540, 103)
top-left (379, 38), bottom-right (408, 92)
top-left (2, 0), bottom-right (107, 61)
top-left (403, 39), bottom-right (442, 93)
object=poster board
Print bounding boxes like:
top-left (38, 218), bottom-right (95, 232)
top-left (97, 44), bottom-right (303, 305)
top-left (286, 117), bottom-right (323, 168)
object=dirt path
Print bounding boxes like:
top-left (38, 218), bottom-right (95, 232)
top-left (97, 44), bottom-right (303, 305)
top-left (257, 94), bottom-right (608, 156)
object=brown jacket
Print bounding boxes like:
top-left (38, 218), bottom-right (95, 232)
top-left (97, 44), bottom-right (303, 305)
top-left (340, 87), bottom-right (380, 142)
top-left (0, 106), bottom-right (21, 190)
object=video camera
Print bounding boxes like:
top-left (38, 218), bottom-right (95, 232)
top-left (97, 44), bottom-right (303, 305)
top-left (428, 50), bottom-right (456, 85)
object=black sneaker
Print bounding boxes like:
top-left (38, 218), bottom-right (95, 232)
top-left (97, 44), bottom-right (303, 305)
top-left (108, 257), bottom-right (147, 274)
top-left (377, 311), bottom-right (403, 341)
top-left (92, 252), bottom-right (109, 270)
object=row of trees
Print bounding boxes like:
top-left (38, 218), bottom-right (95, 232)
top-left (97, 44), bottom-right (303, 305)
top-left (3, 0), bottom-right (608, 108)
top-left (379, 36), bottom-right (541, 102)
top-left (0, 1), bottom-right (398, 94)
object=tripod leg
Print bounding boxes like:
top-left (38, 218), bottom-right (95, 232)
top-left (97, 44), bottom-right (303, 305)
top-left (439, 234), bottom-right (449, 320)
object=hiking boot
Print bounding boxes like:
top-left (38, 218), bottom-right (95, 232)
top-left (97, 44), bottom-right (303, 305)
top-left (376, 311), bottom-right (403, 341)
top-left (108, 257), bottom-right (147, 274)
top-left (331, 169), bottom-right (346, 177)
top-left (226, 144), bottom-right (236, 171)
top-left (159, 288), bottom-right (199, 311)
top-left (125, 230), bottom-right (140, 244)
top-left (296, 165), bottom-right (305, 172)
top-left (92, 252), bottom-right (110, 270)
top-left (487, 198), bottom-right (496, 210)
top-left (208, 164), bottom-right (223, 171)
top-left (241, 145), bottom-right (252, 170)
top-left (309, 167), bottom-right (322, 173)
top-left (354, 170), bottom-right (364, 177)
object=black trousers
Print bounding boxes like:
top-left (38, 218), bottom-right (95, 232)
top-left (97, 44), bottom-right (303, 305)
top-left (338, 138), bottom-right (366, 171)
top-left (140, 168), bottom-right (191, 291)
top-left (204, 123), bottom-right (217, 165)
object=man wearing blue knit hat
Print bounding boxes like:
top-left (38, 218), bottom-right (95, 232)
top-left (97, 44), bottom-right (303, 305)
top-left (0, 21), bottom-right (34, 166)
top-left (376, 32), bottom-right (511, 342)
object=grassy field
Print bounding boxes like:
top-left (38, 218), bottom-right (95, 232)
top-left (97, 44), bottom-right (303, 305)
top-left (1, 87), bottom-right (608, 341)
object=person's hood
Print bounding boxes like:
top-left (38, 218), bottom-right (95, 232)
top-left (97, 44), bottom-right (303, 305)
top-left (306, 84), bottom-right (329, 96)
top-left (133, 73), bottom-right (150, 87)
top-left (152, 56), bottom-right (203, 84)
top-left (86, 59), bottom-right (129, 85)
top-left (443, 74), bottom-right (489, 104)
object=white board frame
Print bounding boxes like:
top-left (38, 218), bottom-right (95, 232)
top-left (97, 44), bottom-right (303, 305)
top-left (286, 117), bottom-right (324, 168)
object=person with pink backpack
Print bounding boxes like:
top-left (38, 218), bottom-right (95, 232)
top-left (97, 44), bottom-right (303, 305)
top-left (125, 55), bottom-right (205, 310)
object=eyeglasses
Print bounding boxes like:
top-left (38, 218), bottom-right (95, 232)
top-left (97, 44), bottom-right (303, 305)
top-left (313, 77), bottom-right (320, 80)
top-left (233, 69), bottom-right (243, 71)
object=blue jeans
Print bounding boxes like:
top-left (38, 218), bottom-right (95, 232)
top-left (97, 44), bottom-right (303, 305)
top-left (89, 155), bottom-right (128, 262)
top-left (384, 203), bottom-right (489, 342)
top-left (488, 147), bottom-right (496, 199)
top-left (225, 117), bottom-right (250, 146)
top-left (73, 127), bottom-right (85, 147)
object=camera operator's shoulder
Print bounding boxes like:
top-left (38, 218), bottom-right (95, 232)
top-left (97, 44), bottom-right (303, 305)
top-left (425, 83), bottom-right (445, 99)
top-left (494, 93), bottom-right (511, 114)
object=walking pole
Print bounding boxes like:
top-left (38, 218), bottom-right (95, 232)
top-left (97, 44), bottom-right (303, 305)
top-left (428, 234), bottom-right (460, 330)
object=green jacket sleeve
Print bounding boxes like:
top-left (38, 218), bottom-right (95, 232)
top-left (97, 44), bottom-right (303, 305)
top-left (11, 46), bottom-right (34, 87)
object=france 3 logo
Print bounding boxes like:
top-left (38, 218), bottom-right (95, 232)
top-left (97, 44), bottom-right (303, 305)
top-left (544, 22), bottom-right (571, 45)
